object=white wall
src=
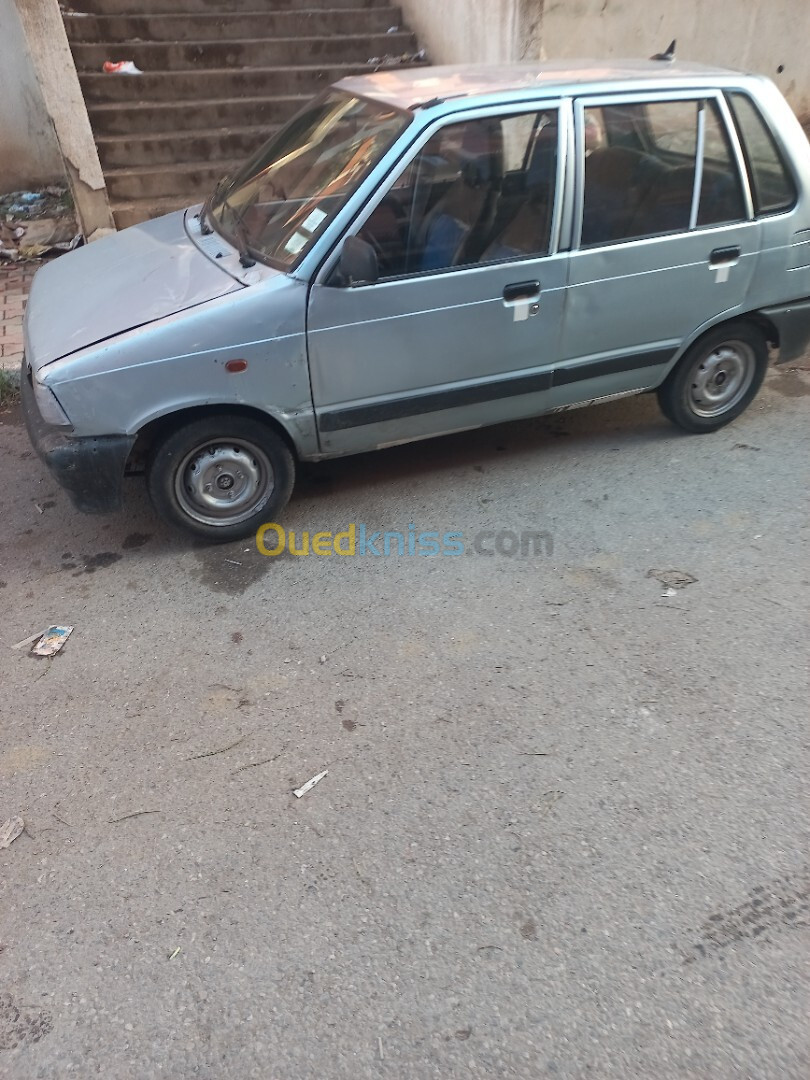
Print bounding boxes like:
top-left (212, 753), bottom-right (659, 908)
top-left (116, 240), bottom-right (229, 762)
top-left (539, 0), bottom-right (810, 120)
top-left (400, 0), bottom-right (520, 66)
top-left (401, 0), bottom-right (810, 121)
top-left (0, 0), bottom-right (65, 192)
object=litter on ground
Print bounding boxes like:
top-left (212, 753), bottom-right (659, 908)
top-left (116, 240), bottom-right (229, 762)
top-left (293, 770), bottom-right (328, 798)
top-left (102, 60), bottom-right (143, 74)
top-left (11, 629), bottom-right (48, 651)
top-left (646, 569), bottom-right (698, 589)
top-left (31, 626), bottom-right (74, 656)
top-left (0, 817), bottom-right (24, 850)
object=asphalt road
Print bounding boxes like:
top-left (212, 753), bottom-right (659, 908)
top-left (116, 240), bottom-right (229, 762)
top-left (1, 364), bottom-right (808, 1079)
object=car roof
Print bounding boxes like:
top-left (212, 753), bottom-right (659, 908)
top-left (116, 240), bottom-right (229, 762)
top-left (337, 59), bottom-right (753, 112)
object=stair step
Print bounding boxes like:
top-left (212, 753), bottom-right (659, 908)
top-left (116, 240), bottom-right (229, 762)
top-left (112, 196), bottom-right (192, 230)
top-left (87, 95), bottom-right (309, 135)
top-left (97, 125), bottom-right (273, 168)
top-left (65, 8), bottom-right (404, 43)
top-left (104, 160), bottom-right (241, 200)
top-left (65, 0), bottom-right (424, 226)
top-left (80, 61), bottom-right (421, 102)
top-left (73, 32), bottom-right (418, 73)
top-left (75, 0), bottom-right (393, 14)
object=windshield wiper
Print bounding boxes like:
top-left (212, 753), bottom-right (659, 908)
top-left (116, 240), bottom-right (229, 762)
top-left (220, 194), bottom-right (256, 268)
top-left (199, 174), bottom-right (230, 236)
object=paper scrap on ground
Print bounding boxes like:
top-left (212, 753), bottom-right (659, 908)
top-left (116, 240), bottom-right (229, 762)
top-left (293, 770), bottom-right (328, 799)
top-left (0, 817), bottom-right (24, 849)
top-left (31, 626), bottom-right (74, 656)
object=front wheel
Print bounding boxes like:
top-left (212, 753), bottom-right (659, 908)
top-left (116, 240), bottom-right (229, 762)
top-left (657, 321), bottom-right (769, 434)
top-left (147, 415), bottom-right (295, 543)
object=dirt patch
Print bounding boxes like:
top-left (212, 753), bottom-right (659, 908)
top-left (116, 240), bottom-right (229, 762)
top-left (192, 544), bottom-right (285, 595)
top-left (684, 867), bottom-right (810, 964)
top-left (770, 369), bottom-right (810, 398)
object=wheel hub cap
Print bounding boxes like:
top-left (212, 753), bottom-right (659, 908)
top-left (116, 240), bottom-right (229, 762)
top-left (176, 441), bottom-right (274, 526)
top-left (688, 342), bottom-right (755, 418)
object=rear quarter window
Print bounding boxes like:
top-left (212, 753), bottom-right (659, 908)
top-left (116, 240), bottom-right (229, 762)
top-left (727, 91), bottom-right (797, 215)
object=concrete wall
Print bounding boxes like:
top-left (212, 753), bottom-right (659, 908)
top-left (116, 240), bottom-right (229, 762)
top-left (401, 0), bottom-right (810, 121)
top-left (539, 0), bottom-right (810, 121)
top-left (400, 0), bottom-right (520, 66)
top-left (0, 0), bottom-right (65, 192)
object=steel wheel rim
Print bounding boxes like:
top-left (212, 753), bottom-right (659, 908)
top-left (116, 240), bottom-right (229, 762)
top-left (174, 438), bottom-right (274, 527)
top-left (688, 341), bottom-right (756, 418)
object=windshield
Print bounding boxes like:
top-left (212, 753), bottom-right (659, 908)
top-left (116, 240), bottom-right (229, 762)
top-left (208, 90), bottom-right (411, 270)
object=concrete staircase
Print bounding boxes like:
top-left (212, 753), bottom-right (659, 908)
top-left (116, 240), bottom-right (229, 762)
top-left (63, 0), bottom-right (422, 230)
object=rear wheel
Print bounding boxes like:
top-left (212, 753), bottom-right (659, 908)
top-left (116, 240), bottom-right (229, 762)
top-left (657, 321), bottom-right (769, 433)
top-left (147, 415), bottom-right (295, 543)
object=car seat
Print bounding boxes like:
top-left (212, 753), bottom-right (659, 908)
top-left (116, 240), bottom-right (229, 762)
top-left (417, 120), bottom-right (503, 272)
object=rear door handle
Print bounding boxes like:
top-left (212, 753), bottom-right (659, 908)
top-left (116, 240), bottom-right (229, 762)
top-left (503, 280), bottom-right (541, 304)
top-left (709, 246), bottom-right (741, 266)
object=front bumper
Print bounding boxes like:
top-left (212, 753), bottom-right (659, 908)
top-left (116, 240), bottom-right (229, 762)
top-left (21, 360), bottom-right (135, 515)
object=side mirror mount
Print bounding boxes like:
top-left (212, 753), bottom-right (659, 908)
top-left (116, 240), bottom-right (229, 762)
top-left (335, 235), bottom-right (379, 287)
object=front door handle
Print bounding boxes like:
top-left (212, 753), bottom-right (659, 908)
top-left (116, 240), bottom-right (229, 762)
top-left (709, 246), bottom-right (741, 266)
top-left (503, 280), bottom-right (541, 304)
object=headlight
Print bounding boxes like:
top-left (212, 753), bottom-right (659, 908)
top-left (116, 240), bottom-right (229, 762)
top-left (34, 379), bottom-right (71, 426)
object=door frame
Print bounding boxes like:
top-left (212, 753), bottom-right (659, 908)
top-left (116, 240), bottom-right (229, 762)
top-left (310, 96), bottom-right (575, 288)
top-left (568, 88), bottom-right (756, 253)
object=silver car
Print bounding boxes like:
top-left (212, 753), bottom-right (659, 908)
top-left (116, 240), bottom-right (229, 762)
top-left (22, 60), bottom-right (810, 541)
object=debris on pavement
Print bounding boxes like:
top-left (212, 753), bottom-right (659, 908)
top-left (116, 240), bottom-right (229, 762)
top-left (662, 587), bottom-right (679, 597)
top-left (1, 186), bottom-right (73, 221)
top-left (102, 60), bottom-right (143, 74)
top-left (0, 222), bottom-right (26, 260)
top-left (293, 770), bottom-right (328, 798)
top-left (168, 947), bottom-right (181, 961)
top-left (0, 817), bottom-right (24, 849)
top-left (108, 809), bottom-right (161, 823)
top-left (186, 732), bottom-right (250, 761)
top-left (646, 569), bottom-right (698, 590)
top-left (534, 790), bottom-right (564, 820)
top-left (232, 744), bottom-right (288, 775)
top-left (1, 191), bottom-right (80, 261)
top-left (10, 629), bottom-right (48, 651)
top-left (367, 48), bottom-right (426, 68)
top-left (31, 625), bottom-right (74, 657)
top-left (18, 229), bottom-right (81, 260)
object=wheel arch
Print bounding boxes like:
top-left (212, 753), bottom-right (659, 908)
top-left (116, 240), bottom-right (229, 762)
top-left (126, 403), bottom-right (300, 474)
top-left (662, 309), bottom-right (779, 383)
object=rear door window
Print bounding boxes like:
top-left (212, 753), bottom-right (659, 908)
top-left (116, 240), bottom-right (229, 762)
top-left (697, 100), bottom-right (747, 226)
top-left (727, 91), bottom-right (797, 214)
top-left (581, 100), bottom-right (697, 245)
top-left (580, 97), bottom-right (749, 247)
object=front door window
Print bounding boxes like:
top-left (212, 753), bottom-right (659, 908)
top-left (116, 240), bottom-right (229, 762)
top-left (358, 109), bottom-right (559, 279)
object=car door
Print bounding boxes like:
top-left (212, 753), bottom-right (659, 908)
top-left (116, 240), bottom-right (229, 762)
top-left (306, 103), bottom-right (569, 455)
top-left (552, 91), bottom-right (761, 410)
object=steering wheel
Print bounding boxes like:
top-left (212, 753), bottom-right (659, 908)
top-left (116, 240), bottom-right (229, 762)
top-left (360, 226), bottom-right (388, 264)
top-left (359, 193), bottom-right (408, 268)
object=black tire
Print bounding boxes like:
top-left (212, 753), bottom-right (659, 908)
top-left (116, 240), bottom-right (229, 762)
top-left (147, 414), bottom-right (295, 543)
top-left (657, 320), bottom-right (769, 434)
